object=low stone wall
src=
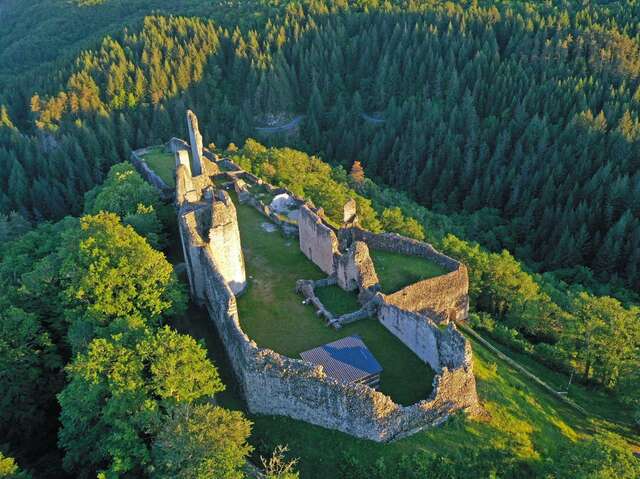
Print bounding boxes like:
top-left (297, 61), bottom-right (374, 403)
top-left (350, 228), bottom-right (459, 270)
top-left (350, 228), bottom-right (469, 323)
top-left (130, 148), bottom-right (174, 200)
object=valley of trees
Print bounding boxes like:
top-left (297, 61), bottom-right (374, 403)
top-left (2, 0), bottom-right (640, 290)
top-left (0, 0), bottom-right (639, 477)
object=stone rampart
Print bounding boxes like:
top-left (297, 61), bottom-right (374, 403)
top-left (190, 233), bottom-right (478, 441)
top-left (157, 114), bottom-right (479, 442)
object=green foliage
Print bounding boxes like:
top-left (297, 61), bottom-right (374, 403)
top-left (543, 433), bottom-right (640, 479)
top-left (380, 207), bottom-right (425, 240)
top-left (84, 162), bottom-right (165, 247)
top-left (0, 212), bottom-right (31, 244)
top-left (571, 292), bottom-right (639, 387)
top-left (58, 327), bottom-right (223, 477)
top-left (151, 402), bottom-right (252, 479)
top-left (260, 445), bottom-right (299, 479)
top-left (59, 213), bottom-right (185, 351)
top-left (0, 452), bottom-right (30, 479)
top-left (0, 305), bottom-right (61, 444)
top-left (234, 140), bottom-right (383, 231)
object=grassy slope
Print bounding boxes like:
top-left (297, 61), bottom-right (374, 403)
top-left (234, 198), bottom-right (435, 405)
top-left (370, 249), bottom-right (449, 294)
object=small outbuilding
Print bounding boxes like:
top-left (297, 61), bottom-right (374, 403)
top-left (300, 335), bottom-right (382, 388)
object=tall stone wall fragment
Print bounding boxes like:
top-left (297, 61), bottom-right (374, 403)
top-left (336, 241), bottom-right (379, 292)
top-left (298, 205), bottom-right (339, 275)
top-left (186, 110), bottom-right (204, 176)
top-left (208, 191), bottom-right (247, 295)
top-left (343, 198), bottom-right (357, 224)
top-left (175, 149), bottom-right (191, 176)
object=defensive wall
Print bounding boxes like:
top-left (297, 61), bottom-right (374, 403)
top-left (148, 111), bottom-right (480, 441)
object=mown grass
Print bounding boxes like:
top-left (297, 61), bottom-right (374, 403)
top-left (233, 197), bottom-right (434, 405)
top-left (371, 249), bottom-right (449, 293)
top-left (315, 285), bottom-right (360, 316)
top-left (141, 146), bottom-right (175, 187)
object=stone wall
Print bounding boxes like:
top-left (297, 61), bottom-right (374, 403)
top-left (385, 269), bottom-right (469, 323)
top-left (336, 241), bottom-right (379, 293)
top-left (186, 225), bottom-right (479, 442)
top-left (186, 110), bottom-right (204, 175)
top-left (377, 302), bottom-right (441, 371)
top-left (298, 205), bottom-right (340, 275)
top-left (207, 190), bottom-right (247, 295)
top-left (350, 228), bottom-right (469, 323)
top-left (130, 147), bottom-right (174, 200)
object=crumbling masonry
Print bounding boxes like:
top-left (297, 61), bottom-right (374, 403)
top-left (154, 111), bottom-right (480, 442)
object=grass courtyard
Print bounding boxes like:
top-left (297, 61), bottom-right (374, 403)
top-left (370, 248), bottom-right (449, 294)
top-left (141, 145), bottom-right (175, 186)
top-left (315, 285), bottom-right (360, 316)
top-left (233, 197), bottom-right (435, 405)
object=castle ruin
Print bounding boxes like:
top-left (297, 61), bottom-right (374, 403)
top-left (138, 111), bottom-right (481, 442)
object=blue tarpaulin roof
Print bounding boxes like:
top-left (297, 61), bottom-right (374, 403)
top-left (300, 335), bottom-right (383, 384)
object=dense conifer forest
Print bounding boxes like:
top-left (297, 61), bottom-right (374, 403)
top-left (0, 0), bottom-right (639, 477)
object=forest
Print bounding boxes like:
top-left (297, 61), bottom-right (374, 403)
top-left (0, 0), bottom-right (639, 477)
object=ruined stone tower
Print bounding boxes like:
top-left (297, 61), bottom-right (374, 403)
top-left (186, 109), bottom-right (204, 176)
top-left (206, 191), bottom-right (247, 295)
top-left (177, 112), bottom-right (246, 298)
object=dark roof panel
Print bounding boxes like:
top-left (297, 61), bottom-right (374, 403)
top-left (300, 335), bottom-right (383, 384)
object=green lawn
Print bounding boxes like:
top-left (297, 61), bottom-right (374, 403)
top-left (141, 146), bottom-right (175, 187)
top-left (371, 249), bottom-right (449, 294)
top-left (315, 285), bottom-right (361, 316)
top-left (233, 197), bottom-right (434, 405)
